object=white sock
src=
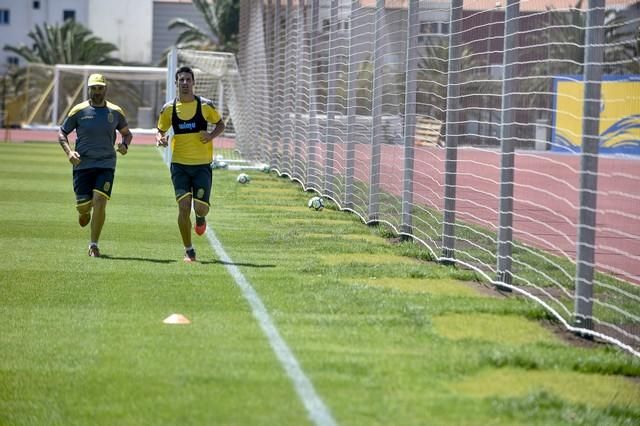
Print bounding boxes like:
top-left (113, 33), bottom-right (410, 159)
top-left (89, 242), bottom-right (98, 248)
top-left (185, 245), bottom-right (193, 251)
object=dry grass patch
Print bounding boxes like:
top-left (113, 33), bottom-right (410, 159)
top-left (234, 204), bottom-right (311, 213)
top-left (351, 277), bottom-right (487, 298)
top-left (341, 234), bottom-right (390, 244)
top-left (450, 367), bottom-right (640, 408)
top-left (433, 313), bottom-right (561, 346)
top-left (282, 218), bottom-right (358, 226)
top-left (301, 233), bottom-right (388, 245)
top-left (321, 253), bottom-right (420, 266)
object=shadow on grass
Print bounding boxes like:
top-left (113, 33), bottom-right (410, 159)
top-left (98, 255), bottom-right (275, 268)
top-left (202, 259), bottom-right (276, 268)
top-left (100, 255), bottom-right (177, 264)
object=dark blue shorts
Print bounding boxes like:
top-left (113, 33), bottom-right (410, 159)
top-left (170, 163), bottom-right (212, 206)
top-left (73, 168), bottom-right (115, 205)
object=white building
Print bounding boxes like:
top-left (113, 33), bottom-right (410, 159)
top-left (0, 0), bottom-right (87, 70)
top-left (0, 0), bottom-right (207, 70)
top-left (87, 0), bottom-right (153, 64)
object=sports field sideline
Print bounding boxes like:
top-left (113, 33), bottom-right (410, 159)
top-left (1, 139), bottom-right (639, 425)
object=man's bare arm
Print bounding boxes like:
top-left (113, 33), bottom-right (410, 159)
top-left (116, 126), bottom-right (133, 155)
top-left (58, 130), bottom-right (81, 165)
top-left (156, 128), bottom-right (169, 147)
top-left (200, 120), bottom-right (226, 143)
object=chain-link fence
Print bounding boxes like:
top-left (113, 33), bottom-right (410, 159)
top-left (235, 0), bottom-right (640, 356)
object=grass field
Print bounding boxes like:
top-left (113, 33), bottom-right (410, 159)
top-left (1, 142), bottom-right (639, 425)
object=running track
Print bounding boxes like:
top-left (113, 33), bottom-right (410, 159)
top-left (5, 128), bottom-right (639, 284)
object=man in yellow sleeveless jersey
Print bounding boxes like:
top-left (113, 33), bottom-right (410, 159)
top-left (156, 66), bottom-right (225, 262)
top-left (58, 73), bottom-right (133, 258)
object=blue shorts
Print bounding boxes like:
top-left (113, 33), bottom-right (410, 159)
top-left (73, 168), bottom-right (115, 205)
top-left (170, 163), bottom-right (212, 206)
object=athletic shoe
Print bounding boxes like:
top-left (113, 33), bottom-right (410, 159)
top-left (88, 245), bottom-right (101, 257)
top-left (79, 212), bottom-right (91, 227)
top-left (184, 248), bottom-right (196, 263)
top-left (194, 216), bottom-right (207, 236)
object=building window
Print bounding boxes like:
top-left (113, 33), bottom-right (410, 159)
top-left (63, 10), bottom-right (75, 21)
top-left (7, 56), bottom-right (19, 66)
top-left (322, 18), bottom-right (330, 32)
top-left (0, 9), bottom-right (10, 25)
top-left (33, 1), bottom-right (40, 9)
top-left (420, 21), bottom-right (448, 36)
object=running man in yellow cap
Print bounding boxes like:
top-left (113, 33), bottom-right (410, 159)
top-left (156, 66), bottom-right (225, 262)
top-left (58, 73), bottom-right (133, 257)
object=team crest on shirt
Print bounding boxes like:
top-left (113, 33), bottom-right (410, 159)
top-left (108, 112), bottom-right (114, 123)
top-left (104, 182), bottom-right (111, 192)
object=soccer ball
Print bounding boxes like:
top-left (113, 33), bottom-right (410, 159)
top-left (307, 196), bottom-right (324, 211)
top-left (210, 160), bottom-right (227, 170)
top-left (237, 173), bottom-right (250, 184)
top-left (261, 164), bottom-right (270, 173)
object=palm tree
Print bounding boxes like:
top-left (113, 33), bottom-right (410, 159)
top-left (3, 21), bottom-right (126, 126)
top-left (168, 0), bottom-right (239, 53)
top-left (604, 11), bottom-right (640, 75)
top-left (3, 20), bottom-right (121, 65)
top-left (417, 38), bottom-right (489, 124)
top-left (521, 1), bottom-right (638, 108)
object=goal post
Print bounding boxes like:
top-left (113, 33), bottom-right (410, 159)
top-left (21, 63), bottom-right (167, 130)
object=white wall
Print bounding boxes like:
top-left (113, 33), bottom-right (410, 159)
top-left (0, 0), bottom-right (153, 69)
top-left (88, 0), bottom-right (153, 64)
top-left (0, 0), bottom-right (89, 70)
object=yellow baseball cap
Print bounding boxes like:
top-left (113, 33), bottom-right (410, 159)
top-left (88, 73), bottom-right (106, 87)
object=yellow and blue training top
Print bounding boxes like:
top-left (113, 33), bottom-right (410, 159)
top-left (60, 101), bottom-right (128, 170)
top-left (157, 96), bottom-right (222, 165)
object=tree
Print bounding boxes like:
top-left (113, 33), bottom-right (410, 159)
top-left (521, 1), bottom-right (639, 108)
top-left (2, 21), bottom-right (125, 126)
top-left (3, 20), bottom-right (121, 65)
top-left (416, 38), bottom-right (488, 124)
top-left (604, 10), bottom-right (640, 75)
top-left (169, 0), bottom-right (239, 53)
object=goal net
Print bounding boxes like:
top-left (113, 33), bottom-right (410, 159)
top-left (237, 0), bottom-right (640, 356)
top-left (17, 63), bottom-right (166, 130)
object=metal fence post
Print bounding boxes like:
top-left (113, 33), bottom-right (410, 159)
top-left (401, 0), bottom-right (419, 236)
top-left (163, 48), bottom-right (178, 165)
top-left (264, 0), bottom-right (274, 163)
top-left (272, 0), bottom-right (282, 169)
top-left (324, 0), bottom-right (340, 199)
top-left (495, 0), bottom-right (520, 290)
top-left (283, 0), bottom-right (295, 175)
top-left (575, 0), bottom-right (605, 333)
top-left (294, 0), bottom-right (308, 181)
top-left (307, 0), bottom-right (321, 190)
top-left (441, 0), bottom-right (463, 263)
top-left (345, 0), bottom-right (358, 209)
top-left (368, 0), bottom-right (385, 223)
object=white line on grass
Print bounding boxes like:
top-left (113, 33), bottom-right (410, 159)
top-left (205, 229), bottom-right (338, 426)
top-left (158, 148), bottom-right (336, 424)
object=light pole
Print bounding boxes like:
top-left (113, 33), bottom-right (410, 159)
top-left (1, 70), bottom-right (6, 129)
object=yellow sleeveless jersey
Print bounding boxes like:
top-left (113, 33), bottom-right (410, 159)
top-left (157, 97), bottom-right (222, 165)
